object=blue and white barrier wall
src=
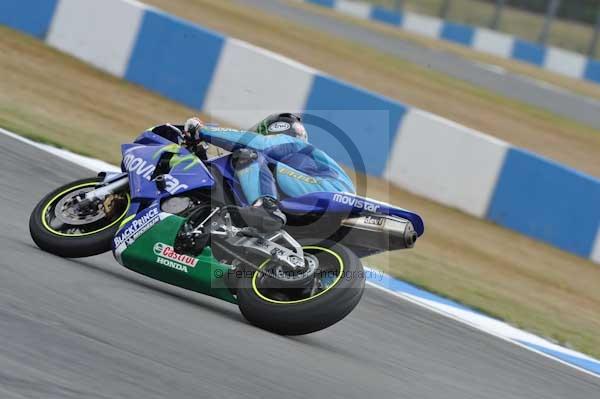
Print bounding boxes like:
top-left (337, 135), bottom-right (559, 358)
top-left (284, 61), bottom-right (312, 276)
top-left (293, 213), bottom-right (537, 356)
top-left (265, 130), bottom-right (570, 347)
top-left (2, 0), bottom-right (600, 264)
top-left (302, 0), bottom-right (600, 85)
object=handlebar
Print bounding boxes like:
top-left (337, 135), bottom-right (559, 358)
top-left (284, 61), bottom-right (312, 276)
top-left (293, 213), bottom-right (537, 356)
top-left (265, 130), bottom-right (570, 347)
top-left (165, 123), bottom-right (208, 161)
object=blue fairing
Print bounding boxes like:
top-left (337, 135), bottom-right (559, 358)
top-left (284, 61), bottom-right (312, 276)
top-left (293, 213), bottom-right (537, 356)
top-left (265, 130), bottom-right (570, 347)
top-left (133, 130), bottom-right (177, 146)
top-left (280, 192), bottom-right (425, 236)
top-left (206, 154), bottom-right (250, 206)
top-left (121, 134), bottom-right (214, 200)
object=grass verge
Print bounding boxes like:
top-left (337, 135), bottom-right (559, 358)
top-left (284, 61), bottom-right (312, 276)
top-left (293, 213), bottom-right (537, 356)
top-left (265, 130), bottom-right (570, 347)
top-left (2, 23), bottom-right (600, 359)
top-left (0, 26), bottom-right (205, 165)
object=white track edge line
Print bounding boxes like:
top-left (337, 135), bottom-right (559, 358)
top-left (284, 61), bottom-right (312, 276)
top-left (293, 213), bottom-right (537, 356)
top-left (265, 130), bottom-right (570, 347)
top-left (365, 280), bottom-right (600, 380)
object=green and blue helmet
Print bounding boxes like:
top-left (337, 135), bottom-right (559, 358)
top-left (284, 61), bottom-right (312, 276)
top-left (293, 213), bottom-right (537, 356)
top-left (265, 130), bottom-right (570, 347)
top-left (251, 113), bottom-right (308, 142)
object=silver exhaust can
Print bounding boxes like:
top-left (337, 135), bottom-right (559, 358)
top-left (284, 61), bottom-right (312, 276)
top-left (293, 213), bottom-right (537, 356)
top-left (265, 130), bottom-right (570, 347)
top-left (340, 215), bottom-right (417, 250)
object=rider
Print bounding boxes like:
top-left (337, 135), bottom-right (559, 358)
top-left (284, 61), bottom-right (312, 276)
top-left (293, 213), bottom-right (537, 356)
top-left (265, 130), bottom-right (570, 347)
top-left (182, 113), bottom-right (356, 233)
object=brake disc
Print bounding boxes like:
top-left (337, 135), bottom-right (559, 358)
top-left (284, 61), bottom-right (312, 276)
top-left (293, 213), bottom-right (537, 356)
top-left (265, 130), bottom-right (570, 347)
top-left (54, 188), bottom-right (105, 226)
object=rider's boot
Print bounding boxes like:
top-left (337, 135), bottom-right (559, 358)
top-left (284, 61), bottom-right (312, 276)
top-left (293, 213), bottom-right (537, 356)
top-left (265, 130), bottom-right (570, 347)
top-left (237, 196), bottom-right (286, 233)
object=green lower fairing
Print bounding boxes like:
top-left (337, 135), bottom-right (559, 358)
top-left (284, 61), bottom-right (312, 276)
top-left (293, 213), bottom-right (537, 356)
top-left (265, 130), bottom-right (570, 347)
top-left (120, 215), bottom-right (237, 304)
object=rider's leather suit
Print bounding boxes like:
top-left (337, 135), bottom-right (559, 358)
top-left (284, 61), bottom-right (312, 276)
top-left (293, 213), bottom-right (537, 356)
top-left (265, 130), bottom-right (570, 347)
top-left (199, 127), bottom-right (356, 204)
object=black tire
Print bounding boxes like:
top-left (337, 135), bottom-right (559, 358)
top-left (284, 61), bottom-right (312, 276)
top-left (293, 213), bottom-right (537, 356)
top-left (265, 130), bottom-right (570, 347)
top-left (237, 240), bottom-right (365, 335)
top-left (29, 177), bottom-right (130, 258)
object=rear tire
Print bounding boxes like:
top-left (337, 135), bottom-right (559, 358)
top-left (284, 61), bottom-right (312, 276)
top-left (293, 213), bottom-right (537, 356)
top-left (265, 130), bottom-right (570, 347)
top-left (29, 177), bottom-right (130, 258)
top-left (237, 240), bottom-right (365, 335)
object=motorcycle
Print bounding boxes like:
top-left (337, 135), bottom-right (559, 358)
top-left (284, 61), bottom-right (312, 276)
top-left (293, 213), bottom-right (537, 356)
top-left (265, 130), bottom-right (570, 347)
top-left (29, 124), bottom-right (424, 335)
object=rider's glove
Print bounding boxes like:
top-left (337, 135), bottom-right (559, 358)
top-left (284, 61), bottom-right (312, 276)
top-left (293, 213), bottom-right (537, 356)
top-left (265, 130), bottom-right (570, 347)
top-left (183, 117), bottom-right (204, 144)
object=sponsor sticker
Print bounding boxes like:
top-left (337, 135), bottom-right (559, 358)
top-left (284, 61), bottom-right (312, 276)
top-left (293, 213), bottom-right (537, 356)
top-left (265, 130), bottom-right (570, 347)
top-left (156, 256), bottom-right (188, 273)
top-left (122, 152), bottom-right (188, 194)
top-left (268, 122), bottom-right (291, 133)
top-left (278, 166), bottom-right (317, 184)
top-left (363, 216), bottom-right (384, 226)
top-left (332, 193), bottom-right (381, 212)
top-left (113, 206), bottom-right (160, 247)
top-left (153, 242), bottom-right (197, 274)
top-left (204, 127), bottom-right (242, 132)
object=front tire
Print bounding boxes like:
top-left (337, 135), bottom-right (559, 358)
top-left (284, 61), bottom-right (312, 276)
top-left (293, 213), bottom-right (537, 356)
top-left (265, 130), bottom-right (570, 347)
top-left (237, 241), bottom-right (365, 335)
top-left (29, 177), bottom-right (130, 258)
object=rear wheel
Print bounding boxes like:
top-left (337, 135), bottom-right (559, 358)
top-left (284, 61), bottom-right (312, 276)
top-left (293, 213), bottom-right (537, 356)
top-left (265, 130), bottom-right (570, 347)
top-left (29, 177), bottom-right (130, 258)
top-left (237, 240), bottom-right (365, 335)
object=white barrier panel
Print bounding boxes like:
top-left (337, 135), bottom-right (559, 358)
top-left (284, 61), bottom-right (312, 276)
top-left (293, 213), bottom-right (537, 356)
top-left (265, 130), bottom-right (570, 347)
top-left (545, 47), bottom-right (587, 79)
top-left (203, 38), bottom-right (316, 128)
top-left (592, 227), bottom-right (600, 263)
top-left (335, 0), bottom-right (371, 20)
top-left (384, 109), bottom-right (509, 218)
top-left (46, 0), bottom-right (146, 77)
top-left (472, 28), bottom-right (514, 59)
top-left (402, 12), bottom-right (442, 39)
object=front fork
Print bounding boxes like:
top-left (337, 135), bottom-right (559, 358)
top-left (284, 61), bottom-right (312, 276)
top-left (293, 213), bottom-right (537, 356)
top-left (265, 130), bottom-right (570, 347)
top-left (84, 173), bottom-right (130, 202)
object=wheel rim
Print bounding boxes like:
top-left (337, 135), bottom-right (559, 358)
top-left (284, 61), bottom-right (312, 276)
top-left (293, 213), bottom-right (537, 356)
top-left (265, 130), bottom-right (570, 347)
top-left (251, 246), bottom-right (345, 304)
top-left (41, 182), bottom-right (130, 237)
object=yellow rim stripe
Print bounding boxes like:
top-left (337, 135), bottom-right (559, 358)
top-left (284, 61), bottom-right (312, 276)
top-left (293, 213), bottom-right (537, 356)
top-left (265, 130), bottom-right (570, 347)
top-left (41, 182), bottom-right (131, 237)
top-left (118, 214), bottom-right (136, 230)
top-left (251, 246), bottom-right (345, 304)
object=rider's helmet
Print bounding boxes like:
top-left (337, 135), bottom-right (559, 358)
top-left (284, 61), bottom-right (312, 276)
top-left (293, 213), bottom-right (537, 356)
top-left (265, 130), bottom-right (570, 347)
top-left (183, 117), bottom-right (204, 144)
top-left (251, 113), bottom-right (308, 142)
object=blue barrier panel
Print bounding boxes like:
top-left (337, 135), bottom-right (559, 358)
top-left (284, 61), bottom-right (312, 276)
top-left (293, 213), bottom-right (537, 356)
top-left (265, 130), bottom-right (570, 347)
top-left (584, 59), bottom-right (600, 84)
top-left (369, 6), bottom-right (403, 26)
top-left (304, 75), bottom-right (408, 176)
top-left (0, 0), bottom-right (58, 39)
top-left (306, 0), bottom-right (336, 8)
top-left (487, 148), bottom-right (600, 258)
top-left (511, 39), bottom-right (547, 66)
top-left (125, 10), bottom-right (225, 110)
top-left (440, 22), bottom-right (475, 46)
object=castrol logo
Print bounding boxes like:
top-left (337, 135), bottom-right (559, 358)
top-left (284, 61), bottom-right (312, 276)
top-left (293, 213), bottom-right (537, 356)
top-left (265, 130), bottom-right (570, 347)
top-left (153, 242), bottom-right (197, 267)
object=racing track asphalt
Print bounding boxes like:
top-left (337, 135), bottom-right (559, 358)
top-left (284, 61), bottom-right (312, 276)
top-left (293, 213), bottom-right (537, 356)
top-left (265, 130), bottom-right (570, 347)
top-left (1, 132), bottom-right (599, 398)
top-left (239, 0), bottom-right (600, 130)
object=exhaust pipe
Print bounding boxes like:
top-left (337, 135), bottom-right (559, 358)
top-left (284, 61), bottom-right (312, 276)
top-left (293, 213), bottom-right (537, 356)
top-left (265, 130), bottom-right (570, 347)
top-left (341, 215), bottom-right (417, 250)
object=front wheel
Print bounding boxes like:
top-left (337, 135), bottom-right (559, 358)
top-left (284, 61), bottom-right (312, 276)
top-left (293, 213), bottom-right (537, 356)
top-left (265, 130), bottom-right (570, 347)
top-left (29, 177), bottom-right (130, 258)
top-left (237, 241), bottom-right (365, 335)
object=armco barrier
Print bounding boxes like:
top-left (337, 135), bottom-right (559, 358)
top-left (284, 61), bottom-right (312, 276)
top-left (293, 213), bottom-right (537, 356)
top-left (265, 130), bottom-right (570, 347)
top-left (126, 9), bottom-right (226, 109)
top-left (303, 0), bottom-right (600, 86)
top-left (0, 0), bottom-right (58, 38)
top-left (48, 0), bottom-right (146, 78)
top-left (488, 148), bottom-right (600, 259)
top-left (2, 0), bottom-right (600, 264)
top-left (383, 109), bottom-right (509, 219)
top-left (204, 39), bottom-right (318, 129)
